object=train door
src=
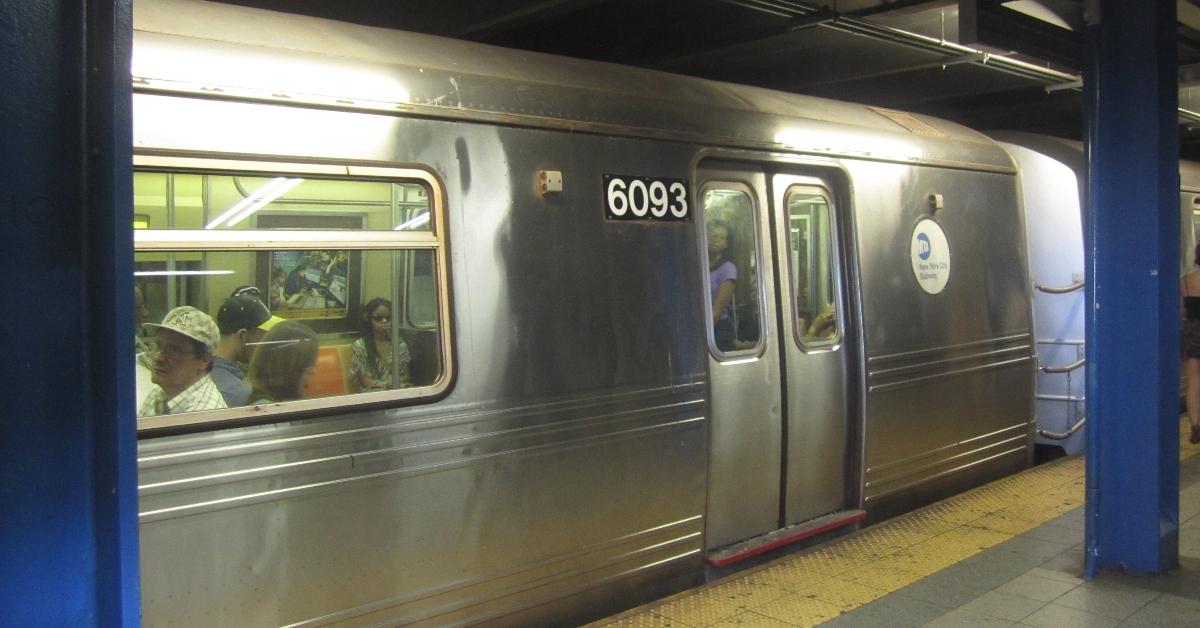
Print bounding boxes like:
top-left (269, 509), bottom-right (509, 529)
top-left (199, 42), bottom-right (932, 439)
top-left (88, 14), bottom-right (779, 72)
top-left (772, 175), bottom-right (849, 525)
top-left (699, 161), bottom-right (851, 554)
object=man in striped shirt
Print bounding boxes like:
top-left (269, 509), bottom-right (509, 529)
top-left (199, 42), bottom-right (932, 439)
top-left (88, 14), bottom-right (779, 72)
top-left (137, 306), bottom-right (228, 417)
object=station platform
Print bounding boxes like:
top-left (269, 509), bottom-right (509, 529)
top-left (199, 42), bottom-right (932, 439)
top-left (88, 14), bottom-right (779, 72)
top-left (592, 417), bottom-right (1200, 627)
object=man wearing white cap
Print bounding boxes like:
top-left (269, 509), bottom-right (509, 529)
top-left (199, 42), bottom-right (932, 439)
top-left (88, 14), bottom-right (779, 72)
top-left (138, 306), bottom-right (228, 417)
top-left (212, 294), bottom-right (284, 407)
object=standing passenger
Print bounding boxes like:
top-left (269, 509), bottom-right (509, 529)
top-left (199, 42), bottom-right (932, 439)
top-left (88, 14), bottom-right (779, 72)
top-left (212, 294), bottom-right (284, 407)
top-left (708, 221), bottom-right (738, 352)
top-left (138, 306), bottom-right (227, 417)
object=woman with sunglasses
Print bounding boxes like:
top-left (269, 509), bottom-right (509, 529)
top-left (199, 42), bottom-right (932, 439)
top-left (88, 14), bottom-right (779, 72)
top-left (350, 297), bottom-right (411, 391)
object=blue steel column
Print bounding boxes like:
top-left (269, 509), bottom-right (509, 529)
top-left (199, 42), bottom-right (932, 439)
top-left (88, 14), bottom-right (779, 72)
top-left (1083, 0), bottom-right (1180, 575)
top-left (0, 1), bottom-right (138, 624)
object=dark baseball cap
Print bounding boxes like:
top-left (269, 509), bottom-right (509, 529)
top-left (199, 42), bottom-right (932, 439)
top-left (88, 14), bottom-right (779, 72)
top-left (216, 295), bottom-right (284, 335)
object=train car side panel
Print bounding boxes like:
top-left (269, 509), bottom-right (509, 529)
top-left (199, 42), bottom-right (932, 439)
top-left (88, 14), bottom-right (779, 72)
top-left (136, 102), bottom-right (711, 626)
top-left (851, 164), bottom-right (1033, 509)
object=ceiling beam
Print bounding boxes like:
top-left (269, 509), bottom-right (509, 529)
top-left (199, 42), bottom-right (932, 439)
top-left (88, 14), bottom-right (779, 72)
top-left (1180, 0), bottom-right (1200, 32)
top-left (451, 0), bottom-right (606, 39)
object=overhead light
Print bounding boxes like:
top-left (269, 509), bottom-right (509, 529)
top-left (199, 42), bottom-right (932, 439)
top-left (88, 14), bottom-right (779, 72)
top-left (394, 212), bottom-right (431, 230)
top-left (204, 177), bottom-right (304, 229)
top-left (1001, 1), bottom-right (1074, 31)
top-left (134, 270), bottom-right (235, 277)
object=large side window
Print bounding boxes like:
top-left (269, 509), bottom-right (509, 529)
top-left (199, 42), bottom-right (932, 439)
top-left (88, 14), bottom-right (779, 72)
top-left (786, 187), bottom-right (839, 346)
top-left (133, 159), bottom-right (451, 431)
top-left (701, 184), bottom-right (762, 354)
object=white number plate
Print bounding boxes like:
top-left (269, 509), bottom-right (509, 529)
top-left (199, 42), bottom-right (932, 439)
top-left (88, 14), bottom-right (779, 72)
top-left (604, 174), bottom-right (690, 221)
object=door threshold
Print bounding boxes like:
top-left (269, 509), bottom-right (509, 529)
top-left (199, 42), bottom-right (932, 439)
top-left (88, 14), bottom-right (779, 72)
top-left (705, 509), bottom-right (867, 567)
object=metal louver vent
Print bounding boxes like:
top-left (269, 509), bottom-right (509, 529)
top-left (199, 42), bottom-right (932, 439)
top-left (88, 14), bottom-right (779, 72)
top-left (870, 107), bottom-right (949, 138)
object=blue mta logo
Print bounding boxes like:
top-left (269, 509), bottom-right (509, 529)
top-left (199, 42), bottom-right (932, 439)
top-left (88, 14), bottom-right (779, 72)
top-left (917, 232), bottom-right (932, 260)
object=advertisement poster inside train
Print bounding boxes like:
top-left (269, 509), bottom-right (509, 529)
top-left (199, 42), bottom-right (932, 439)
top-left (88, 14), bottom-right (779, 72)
top-left (268, 250), bottom-right (350, 318)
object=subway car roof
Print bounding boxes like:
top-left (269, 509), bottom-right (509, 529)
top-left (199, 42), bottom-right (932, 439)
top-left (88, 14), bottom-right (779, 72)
top-left (993, 131), bottom-right (1200, 190)
top-left (134, 0), bottom-right (1015, 173)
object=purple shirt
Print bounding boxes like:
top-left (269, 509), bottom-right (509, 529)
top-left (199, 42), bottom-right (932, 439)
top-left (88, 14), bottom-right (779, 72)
top-left (709, 260), bottom-right (737, 320)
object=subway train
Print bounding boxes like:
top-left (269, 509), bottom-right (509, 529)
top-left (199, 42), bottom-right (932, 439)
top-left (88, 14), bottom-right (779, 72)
top-left (132, 0), bottom-right (1046, 625)
top-left (992, 132), bottom-right (1198, 456)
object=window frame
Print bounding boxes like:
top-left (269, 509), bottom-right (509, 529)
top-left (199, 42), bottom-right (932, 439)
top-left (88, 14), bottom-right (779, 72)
top-left (132, 154), bottom-right (454, 434)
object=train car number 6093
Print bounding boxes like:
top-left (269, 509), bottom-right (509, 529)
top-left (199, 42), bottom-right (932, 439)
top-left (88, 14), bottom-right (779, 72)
top-left (604, 174), bottom-right (690, 221)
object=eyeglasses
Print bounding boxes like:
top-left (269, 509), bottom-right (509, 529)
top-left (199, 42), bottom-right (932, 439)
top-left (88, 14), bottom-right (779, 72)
top-left (371, 315), bottom-right (391, 323)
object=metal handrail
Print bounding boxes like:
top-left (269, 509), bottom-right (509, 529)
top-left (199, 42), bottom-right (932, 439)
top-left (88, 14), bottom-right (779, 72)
top-left (1036, 338), bottom-right (1085, 346)
top-left (1040, 358), bottom-right (1086, 374)
top-left (1037, 417), bottom-right (1086, 440)
top-left (1034, 281), bottom-right (1085, 294)
top-left (1036, 394), bottom-right (1085, 402)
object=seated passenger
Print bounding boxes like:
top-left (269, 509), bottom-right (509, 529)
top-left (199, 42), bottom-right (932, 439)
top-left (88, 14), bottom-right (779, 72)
top-left (246, 320), bottom-right (319, 404)
top-left (134, 286), bottom-right (153, 366)
top-left (350, 297), bottom-right (411, 392)
top-left (212, 294), bottom-right (284, 407)
top-left (138, 306), bottom-right (227, 417)
top-left (134, 286), bottom-right (154, 404)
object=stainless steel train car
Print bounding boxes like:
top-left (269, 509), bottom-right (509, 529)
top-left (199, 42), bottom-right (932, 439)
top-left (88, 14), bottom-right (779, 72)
top-left (992, 132), bottom-right (1198, 456)
top-left (130, 0), bottom-right (1034, 624)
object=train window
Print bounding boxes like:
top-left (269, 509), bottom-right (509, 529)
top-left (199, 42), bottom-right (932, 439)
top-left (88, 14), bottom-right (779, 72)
top-left (786, 188), bottom-right (840, 346)
top-left (131, 171), bottom-right (433, 232)
top-left (132, 158), bottom-right (451, 432)
top-left (701, 184), bottom-right (763, 355)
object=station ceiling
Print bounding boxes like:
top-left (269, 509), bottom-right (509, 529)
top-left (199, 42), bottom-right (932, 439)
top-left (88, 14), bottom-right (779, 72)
top-left (209, 0), bottom-right (1200, 158)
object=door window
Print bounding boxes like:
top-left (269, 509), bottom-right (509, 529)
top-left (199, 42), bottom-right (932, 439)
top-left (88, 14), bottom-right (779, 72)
top-left (702, 185), bottom-right (762, 354)
top-left (786, 188), bottom-right (839, 346)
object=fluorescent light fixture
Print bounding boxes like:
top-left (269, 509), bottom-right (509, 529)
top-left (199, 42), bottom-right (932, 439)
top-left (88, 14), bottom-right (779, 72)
top-left (204, 177), bottom-right (304, 229)
top-left (224, 178), bottom-right (303, 227)
top-left (1002, 1), bottom-right (1073, 30)
top-left (134, 270), bottom-right (235, 277)
top-left (394, 212), bottom-right (431, 230)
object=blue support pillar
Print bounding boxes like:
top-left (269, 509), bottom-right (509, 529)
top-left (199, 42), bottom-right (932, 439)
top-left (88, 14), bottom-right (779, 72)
top-left (1083, 0), bottom-right (1180, 575)
top-left (0, 1), bottom-right (138, 623)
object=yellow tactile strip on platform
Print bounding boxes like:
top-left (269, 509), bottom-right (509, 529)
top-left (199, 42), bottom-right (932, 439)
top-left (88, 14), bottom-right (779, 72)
top-left (594, 418), bottom-right (1200, 628)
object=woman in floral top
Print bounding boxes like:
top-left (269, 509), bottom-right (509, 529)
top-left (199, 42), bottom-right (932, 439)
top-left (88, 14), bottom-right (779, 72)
top-left (350, 297), bottom-right (410, 391)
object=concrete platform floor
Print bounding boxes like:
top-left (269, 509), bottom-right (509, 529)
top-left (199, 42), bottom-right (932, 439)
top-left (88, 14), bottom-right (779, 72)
top-left (591, 417), bottom-right (1200, 627)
